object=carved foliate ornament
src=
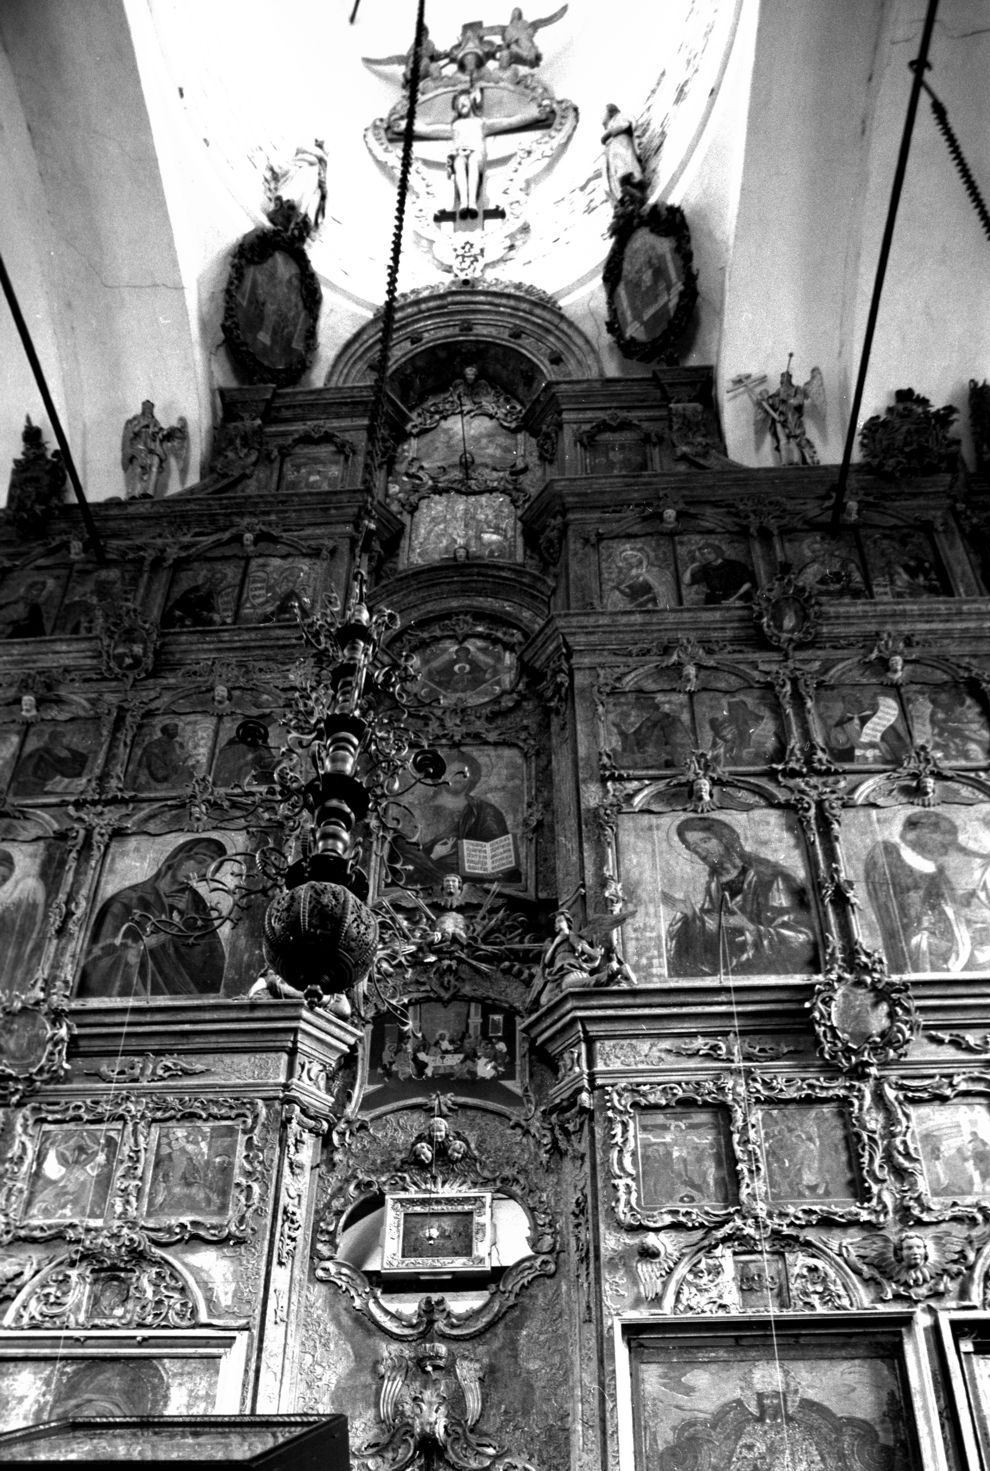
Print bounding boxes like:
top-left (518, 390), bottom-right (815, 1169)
top-left (0, 1003), bottom-right (71, 1104)
top-left (859, 388), bottom-right (960, 478)
top-left (313, 1099), bottom-right (558, 1339)
top-left (6, 1226), bottom-right (203, 1330)
top-left (358, 1342), bottom-right (501, 1471)
top-left (882, 1072), bottom-right (990, 1225)
top-left (607, 1073), bottom-right (886, 1233)
top-left (671, 1237), bottom-right (856, 1315)
top-left (0, 1095), bottom-right (267, 1246)
top-left (811, 942), bottom-right (918, 1074)
top-left (603, 202), bottom-right (698, 363)
top-left (222, 226), bottom-right (322, 387)
top-left (6, 418), bottom-right (66, 537)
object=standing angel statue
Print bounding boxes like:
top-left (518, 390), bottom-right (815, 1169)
top-left (121, 400), bottom-right (188, 500)
top-left (728, 356), bottom-right (825, 466)
top-left (529, 899), bottom-right (636, 1007)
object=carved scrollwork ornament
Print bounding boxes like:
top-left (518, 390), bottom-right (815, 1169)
top-left (603, 201), bottom-right (698, 362)
top-left (0, 1094), bottom-right (266, 1246)
top-left (811, 941), bottom-right (917, 1074)
top-left (0, 1002), bottom-right (71, 1105)
top-left (222, 225), bottom-right (322, 388)
top-left (355, 1341), bottom-right (508, 1471)
top-left (737, 493), bottom-right (790, 531)
top-left (313, 1097), bottom-right (559, 1340)
top-left (536, 411), bottom-right (562, 464)
top-left (6, 1225), bottom-right (205, 1330)
top-left (667, 1225), bottom-right (858, 1315)
top-left (666, 635), bottom-right (707, 692)
top-left (277, 1106), bottom-right (326, 1268)
top-left (754, 574), bottom-right (821, 651)
top-left (538, 649), bottom-right (570, 725)
top-left (902, 743), bottom-right (949, 807)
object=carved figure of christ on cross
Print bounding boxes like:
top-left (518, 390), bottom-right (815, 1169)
top-left (412, 87), bottom-right (553, 221)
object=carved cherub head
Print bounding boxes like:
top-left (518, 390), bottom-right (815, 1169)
top-left (440, 873), bottom-right (464, 907)
top-left (895, 1231), bottom-right (930, 1279)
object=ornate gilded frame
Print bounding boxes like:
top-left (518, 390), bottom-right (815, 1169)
top-left (615, 1314), bottom-right (933, 1471)
top-left (381, 1190), bottom-right (493, 1277)
top-left (885, 1071), bottom-right (990, 1224)
top-left (607, 1073), bottom-right (884, 1231)
top-left (0, 1095), bottom-right (267, 1244)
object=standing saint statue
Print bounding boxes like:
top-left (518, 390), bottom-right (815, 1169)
top-left (121, 400), bottom-right (188, 500)
top-left (601, 102), bottom-right (645, 204)
top-left (264, 139), bottom-right (327, 237)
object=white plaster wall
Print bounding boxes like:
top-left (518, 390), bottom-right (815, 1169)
top-left (719, 0), bottom-right (989, 468)
top-left (139, 0), bottom-right (743, 391)
top-left (850, 1), bottom-right (990, 466)
top-left (562, 0), bottom-right (761, 378)
top-left (3, 0), bottom-right (986, 487)
top-left (0, 39), bottom-right (72, 499)
top-left (719, 0), bottom-right (894, 466)
top-left (0, 0), bottom-right (202, 504)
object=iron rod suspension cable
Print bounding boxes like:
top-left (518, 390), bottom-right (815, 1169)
top-left (918, 75), bottom-right (990, 242)
top-left (830, 0), bottom-right (940, 530)
top-left (358, 0), bottom-right (428, 506)
top-left (0, 247), bottom-right (106, 561)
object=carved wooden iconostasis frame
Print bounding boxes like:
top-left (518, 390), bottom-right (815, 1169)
top-left (579, 488), bottom-right (979, 615)
top-left (613, 1313), bottom-right (942, 1471)
top-left (587, 637), bottom-right (990, 997)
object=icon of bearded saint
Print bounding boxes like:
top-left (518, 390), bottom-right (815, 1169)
top-left (662, 817), bottom-right (817, 977)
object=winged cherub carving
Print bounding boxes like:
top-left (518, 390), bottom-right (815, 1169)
top-left (838, 1227), bottom-right (981, 1301)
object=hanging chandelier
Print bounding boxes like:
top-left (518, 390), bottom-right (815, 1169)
top-left (263, 2), bottom-right (433, 1013)
top-left (261, 577), bottom-right (440, 1012)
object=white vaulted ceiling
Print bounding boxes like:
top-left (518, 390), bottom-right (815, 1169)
top-left (140, 0), bottom-right (742, 304)
top-left (1, 1), bottom-right (988, 501)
